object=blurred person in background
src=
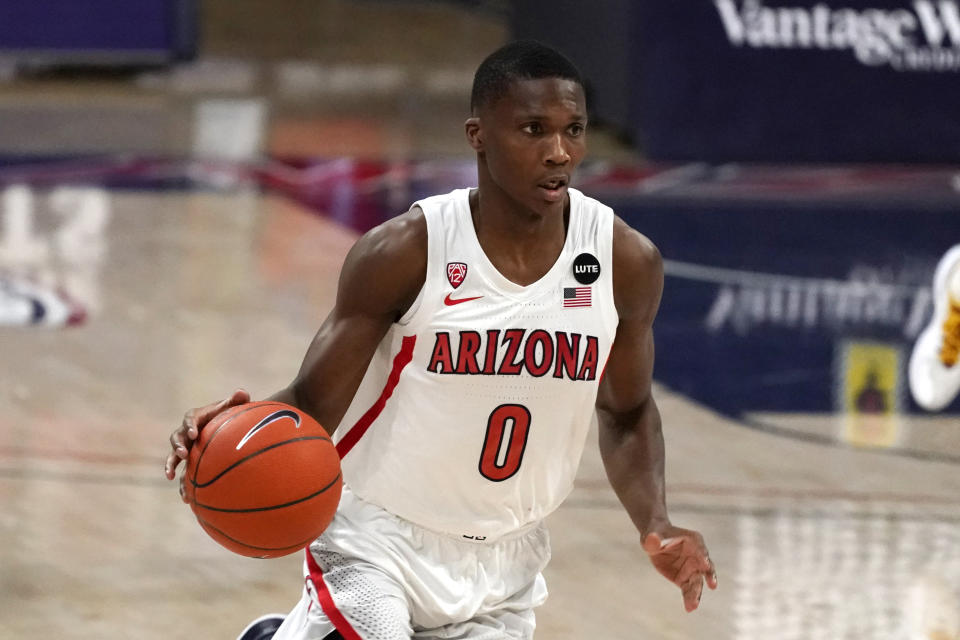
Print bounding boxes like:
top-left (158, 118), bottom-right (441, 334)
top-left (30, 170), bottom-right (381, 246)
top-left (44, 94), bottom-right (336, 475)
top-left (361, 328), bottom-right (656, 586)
top-left (909, 245), bottom-right (960, 411)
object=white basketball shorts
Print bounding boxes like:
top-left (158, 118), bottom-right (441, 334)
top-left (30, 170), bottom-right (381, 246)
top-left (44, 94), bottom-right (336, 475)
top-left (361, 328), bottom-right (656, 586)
top-left (272, 486), bottom-right (551, 640)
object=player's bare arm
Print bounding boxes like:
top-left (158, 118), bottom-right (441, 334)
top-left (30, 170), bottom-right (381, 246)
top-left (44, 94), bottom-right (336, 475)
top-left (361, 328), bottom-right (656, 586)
top-left (266, 208), bottom-right (426, 430)
top-left (164, 208), bottom-right (427, 482)
top-left (595, 216), bottom-right (718, 612)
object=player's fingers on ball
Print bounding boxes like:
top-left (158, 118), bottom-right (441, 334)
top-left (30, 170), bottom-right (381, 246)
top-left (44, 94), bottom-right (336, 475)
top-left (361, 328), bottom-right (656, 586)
top-left (164, 451), bottom-right (180, 480)
top-left (178, 472), bottom-right (189, 503)
top-left (194, 401), bottom-right (223, 431)
top-left (191, 390), bottom-right (244, 433)
top-left (215, 388), bottom-right (247, 415)
top-left (183, 407), bottom-right (204, 439)
top-left (169, 430), bottom-right (188, 457)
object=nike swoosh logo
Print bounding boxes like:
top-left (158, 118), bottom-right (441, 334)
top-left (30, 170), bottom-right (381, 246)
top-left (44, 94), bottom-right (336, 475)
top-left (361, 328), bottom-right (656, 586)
top-left (444, 293), bottom-right (483, 306)
top-left (236, 409), bottom-right (301, 450)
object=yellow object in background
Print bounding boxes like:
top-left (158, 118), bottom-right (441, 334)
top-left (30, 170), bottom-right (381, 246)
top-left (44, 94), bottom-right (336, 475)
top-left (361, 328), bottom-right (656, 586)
top-left (840, 342), bottom-right (902, 449)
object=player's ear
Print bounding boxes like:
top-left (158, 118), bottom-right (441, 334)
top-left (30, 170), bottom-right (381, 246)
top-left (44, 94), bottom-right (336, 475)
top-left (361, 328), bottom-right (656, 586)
top-left (465, 117), bottom-right (483, 152)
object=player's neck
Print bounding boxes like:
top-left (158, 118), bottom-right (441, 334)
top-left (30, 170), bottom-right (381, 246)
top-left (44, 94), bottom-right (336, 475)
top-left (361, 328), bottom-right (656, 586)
top-left (472, 170), bottom-right (568, 240)
top-left (469, 181), bottom-right (569, 286)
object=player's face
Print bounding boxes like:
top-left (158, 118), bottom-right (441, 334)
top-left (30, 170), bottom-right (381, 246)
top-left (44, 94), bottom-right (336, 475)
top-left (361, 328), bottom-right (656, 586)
top-left (474, 77), bottom-right (587, 215)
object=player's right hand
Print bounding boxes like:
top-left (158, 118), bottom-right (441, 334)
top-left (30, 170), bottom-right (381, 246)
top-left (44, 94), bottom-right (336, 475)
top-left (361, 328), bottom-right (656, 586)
top-left (164, 389), bottom-right (250, 489)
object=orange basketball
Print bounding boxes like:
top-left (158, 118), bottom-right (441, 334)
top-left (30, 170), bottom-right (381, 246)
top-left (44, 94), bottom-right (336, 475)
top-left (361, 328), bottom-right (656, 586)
top-left (183, 401), bottom-right (342, 558)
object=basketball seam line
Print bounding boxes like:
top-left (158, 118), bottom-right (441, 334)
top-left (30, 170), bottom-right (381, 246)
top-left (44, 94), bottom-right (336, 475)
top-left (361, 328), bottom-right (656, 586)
top-left (195, 515), bottom-right (320, 552)
top-left (194, 471), bottom-right (341, 513)
top-left (192, 435), bottom-right (333, 488)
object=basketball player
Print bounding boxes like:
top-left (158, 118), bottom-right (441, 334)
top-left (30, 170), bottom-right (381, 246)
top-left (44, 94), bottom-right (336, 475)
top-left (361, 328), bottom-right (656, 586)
top-left (909, 244), bottom-right (960, 411)
top-left (165, 41), bottom-right (717, 639)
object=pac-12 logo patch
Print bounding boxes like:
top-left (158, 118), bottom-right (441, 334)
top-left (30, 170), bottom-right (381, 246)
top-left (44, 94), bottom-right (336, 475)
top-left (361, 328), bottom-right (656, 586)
top-left (447, 262), bottom-right (468, 289)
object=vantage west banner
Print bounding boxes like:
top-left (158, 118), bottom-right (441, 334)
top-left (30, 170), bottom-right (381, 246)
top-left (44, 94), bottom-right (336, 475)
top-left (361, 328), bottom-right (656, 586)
top-left (633, 0), bottom-right (960, 162)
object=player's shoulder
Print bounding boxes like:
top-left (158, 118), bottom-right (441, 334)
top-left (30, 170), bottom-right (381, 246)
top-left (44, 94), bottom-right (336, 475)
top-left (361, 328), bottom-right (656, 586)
top-left (611, 215), bottom-right (662, 275)
top-left (610, 214), bottom-right (663, 319)
top-left (353, 205), bottom-right (427, 265)
top-left (338, 206), bottom-right (427, 315)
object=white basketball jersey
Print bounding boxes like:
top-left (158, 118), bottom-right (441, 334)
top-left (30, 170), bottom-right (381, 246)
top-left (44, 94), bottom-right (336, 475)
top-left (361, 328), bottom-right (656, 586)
top-left (333, 187), bottom-right (618, 541)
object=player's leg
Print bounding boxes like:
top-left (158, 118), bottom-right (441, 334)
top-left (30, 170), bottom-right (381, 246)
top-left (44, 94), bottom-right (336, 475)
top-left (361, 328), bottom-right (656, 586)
top-left (411, 523), bottom-right (550, 640)
top-left (230, 484), bottom-right (415, 640)
top-left (413, 573), bottom-right (546, 640)
top-left (412, 606), bottom-right (537, 640)
top-left (909, 245), bottom-right (960, 411)
top-left (270, 546), bottom-right (413, 640)
top-left (268, 486), bottom-right (419, 640)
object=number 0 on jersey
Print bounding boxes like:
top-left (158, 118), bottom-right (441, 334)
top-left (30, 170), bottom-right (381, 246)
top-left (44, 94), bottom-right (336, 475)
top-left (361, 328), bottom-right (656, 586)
top-left (478, 404), bottom-right (531, 482)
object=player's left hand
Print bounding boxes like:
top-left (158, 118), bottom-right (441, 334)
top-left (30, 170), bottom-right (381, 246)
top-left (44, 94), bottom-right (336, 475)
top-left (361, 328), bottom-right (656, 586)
top-left (642, 525), bottom-right (718, 612)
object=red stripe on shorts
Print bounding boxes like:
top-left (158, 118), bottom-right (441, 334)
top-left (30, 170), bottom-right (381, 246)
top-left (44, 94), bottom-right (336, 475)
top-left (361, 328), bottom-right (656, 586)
top-left (336, 335), bottom-right (416, 458)
top-left (305, 550), bottom-right (363, 640)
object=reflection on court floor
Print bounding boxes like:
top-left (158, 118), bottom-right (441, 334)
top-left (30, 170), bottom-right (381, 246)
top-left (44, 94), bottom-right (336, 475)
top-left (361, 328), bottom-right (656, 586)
top-left (736, 499), bottom-right (959, 640)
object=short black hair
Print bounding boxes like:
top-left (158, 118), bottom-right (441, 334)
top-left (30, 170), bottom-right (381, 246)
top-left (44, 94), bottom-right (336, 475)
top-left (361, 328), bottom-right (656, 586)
top-left (470, 40), bottom-right (583, 112)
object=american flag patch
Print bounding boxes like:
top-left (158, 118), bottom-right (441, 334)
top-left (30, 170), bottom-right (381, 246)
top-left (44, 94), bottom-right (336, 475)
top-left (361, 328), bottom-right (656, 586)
top-left (563, 287), bottom-right (591, 308)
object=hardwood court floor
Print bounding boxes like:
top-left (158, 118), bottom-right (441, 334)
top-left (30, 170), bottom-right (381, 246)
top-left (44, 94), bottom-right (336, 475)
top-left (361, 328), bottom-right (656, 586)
top-left (1, 187), bottom-right (958, 640)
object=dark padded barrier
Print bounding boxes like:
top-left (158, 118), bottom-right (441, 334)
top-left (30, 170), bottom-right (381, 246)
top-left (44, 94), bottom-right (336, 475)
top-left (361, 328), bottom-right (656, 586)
top-left (600, 165), bottom-right (960, 427)
top-left (512, 0), bottom-right (635, 135)
top-left (0, 0), bottom-right (197, 65)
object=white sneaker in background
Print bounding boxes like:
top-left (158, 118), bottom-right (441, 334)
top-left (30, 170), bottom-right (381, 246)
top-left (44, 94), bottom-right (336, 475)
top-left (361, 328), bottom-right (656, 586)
top-left (909, 245), bottom-right (960, 411)
top-left (0, 276), bottom-right (86, 328)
